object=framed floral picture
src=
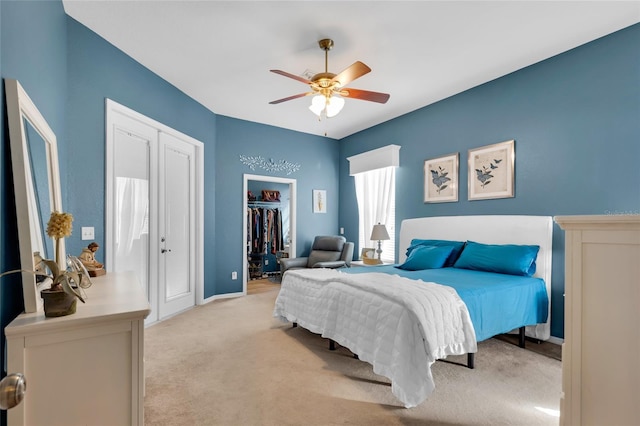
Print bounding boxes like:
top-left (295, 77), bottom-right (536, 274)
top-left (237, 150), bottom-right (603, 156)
top-left (424, 152), bottom-right (459, 203)
top-left (468, 140), bottom-right (515, 200)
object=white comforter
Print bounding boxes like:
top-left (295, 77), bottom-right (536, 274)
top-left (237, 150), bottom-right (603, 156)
top-left (273, 268), bottom-right (477, 407)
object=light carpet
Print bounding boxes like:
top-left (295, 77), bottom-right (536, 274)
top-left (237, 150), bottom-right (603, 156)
top-left (144, 286), bottom-right (561, 425)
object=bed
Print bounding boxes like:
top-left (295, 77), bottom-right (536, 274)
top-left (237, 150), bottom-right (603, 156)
top-left (273, 215), bottom-right (552, 407)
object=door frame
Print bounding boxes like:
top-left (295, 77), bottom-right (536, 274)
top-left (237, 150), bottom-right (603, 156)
top-left (105, 99), bottom-right (204, 322)
top-left (242, 174), bottom-right (296, 294)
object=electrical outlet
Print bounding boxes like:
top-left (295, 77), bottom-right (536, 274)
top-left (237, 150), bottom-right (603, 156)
top-left (340, 227), bottom-right (344, 235)
top-left (81, 227), bottom-right (95, 240)
top-left (231, 271), bottom-right (237, 280)
top-left (264, 259), bottom-right (269, 265)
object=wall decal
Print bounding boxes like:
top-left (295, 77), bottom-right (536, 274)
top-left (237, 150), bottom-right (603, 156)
top-left (239, 155), bottom-right (301, 175)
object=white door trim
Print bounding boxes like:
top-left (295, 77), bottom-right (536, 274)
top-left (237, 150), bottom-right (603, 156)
top-left (243, 174), bottom-right (296, 294)
top-left (105, 99), bottom-right (205, 317)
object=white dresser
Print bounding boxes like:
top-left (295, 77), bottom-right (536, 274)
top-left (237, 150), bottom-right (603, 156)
top-left (5, 272), bottom-right (151, 426)
top-left (555, 215), bottom-right (640, 426)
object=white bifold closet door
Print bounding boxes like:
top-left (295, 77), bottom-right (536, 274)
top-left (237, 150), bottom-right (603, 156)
top-left (112, 114), bottom-right (156, 315)
top-left (158, 133), bottom-right (196, 319)
top-left (107, 100), bottom-right (201, 324)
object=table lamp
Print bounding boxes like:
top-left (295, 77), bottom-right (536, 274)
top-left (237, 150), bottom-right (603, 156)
top-left (370, 223), bottom-right (390, 263)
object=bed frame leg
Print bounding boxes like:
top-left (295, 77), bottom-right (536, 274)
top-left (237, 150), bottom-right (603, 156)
top-left (519, 326), bottom-right (526, 348)
top-left (292, 322), bottom-right (297, 328)
top-left (467, 353), bottom-right (475, 369)
top-left (329, 340), bottom-right (336, 351)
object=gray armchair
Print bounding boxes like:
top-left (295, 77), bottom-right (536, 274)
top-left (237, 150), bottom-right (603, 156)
top-left (280, 235), bottom-right (354, 274)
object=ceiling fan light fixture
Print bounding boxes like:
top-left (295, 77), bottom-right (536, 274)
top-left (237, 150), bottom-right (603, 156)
top-left (309, 94), bottom-right (345, 119)
top-left (309, 95), bottom-right (326, 116)
top-left (271, 38), bottom-right (389, 117)
top-left (326, 95), bottom-right (344, 118)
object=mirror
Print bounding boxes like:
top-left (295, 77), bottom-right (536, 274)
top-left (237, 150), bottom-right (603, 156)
top-left (5, 79), bottom-right (64, 313)
top-left (24, 118), bottom-right (54, 259)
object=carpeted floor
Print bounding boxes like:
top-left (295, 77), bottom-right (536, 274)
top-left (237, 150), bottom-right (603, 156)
top-left (144, 284), bottom-right (561, 425)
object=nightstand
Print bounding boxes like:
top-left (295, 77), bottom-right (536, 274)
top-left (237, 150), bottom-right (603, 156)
top-left (350, 260), bottom-right (393, 267)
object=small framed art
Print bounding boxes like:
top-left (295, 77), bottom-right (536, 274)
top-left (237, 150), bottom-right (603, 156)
top-left (468, 139), bottom-right (515, 200)
top-left (424, 152), bottom-right (459, 203)
top-left (313, 189), bottom-right (327, 213)
top-left (360, 247), bottom-right (376, 260)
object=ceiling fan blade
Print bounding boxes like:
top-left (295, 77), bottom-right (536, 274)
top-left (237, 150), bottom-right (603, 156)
top-left (331, 61), bottom-right (371, 87)
top-left (270, 70), bottom-right (312, 85)
top-left (269, 92), bottom-right (313, 105)
top-left (340, 88), bottom-right (390, 104)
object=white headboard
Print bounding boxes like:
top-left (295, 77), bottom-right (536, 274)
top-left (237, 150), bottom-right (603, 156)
top-left (398, 215), bottom-right (553, 340)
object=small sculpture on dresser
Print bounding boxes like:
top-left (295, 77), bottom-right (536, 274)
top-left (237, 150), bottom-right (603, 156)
top-left (79, 242), bottom-right (106, 277)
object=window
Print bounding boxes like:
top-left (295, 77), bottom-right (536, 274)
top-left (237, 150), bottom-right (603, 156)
top-left (348, 145), bottom-right (400, 264)
top-left (354, 167), bottom-right (396, 263)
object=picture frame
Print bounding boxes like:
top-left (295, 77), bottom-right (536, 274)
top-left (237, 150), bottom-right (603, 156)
top-left (312, 189), bottom-right (327, 213)
top-left (424, 152), bottom-right (459, 203)
top-left (468, 139), bottom-right (515, 200)
top-left (360, 247), bottom-right (376, 260)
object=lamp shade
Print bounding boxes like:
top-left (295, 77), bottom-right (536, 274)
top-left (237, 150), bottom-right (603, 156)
top-left (370, 223), bottom-right (390, 241)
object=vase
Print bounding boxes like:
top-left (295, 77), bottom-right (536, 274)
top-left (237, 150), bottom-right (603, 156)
top-left (41, 289), bottom-right (77, 317)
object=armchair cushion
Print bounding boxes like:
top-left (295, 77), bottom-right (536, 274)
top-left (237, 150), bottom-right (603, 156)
top-left (279, 257), bottom-right (308, 271)
top-left (313, 260), bottom-right (346, 269)
top-left (280, 236), bottom-right (354, 274)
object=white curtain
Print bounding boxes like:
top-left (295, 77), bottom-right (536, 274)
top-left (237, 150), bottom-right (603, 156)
top-left (354, 166), bottom-right (396, 263)
top-left (115, 177), bottom-right (149, 256)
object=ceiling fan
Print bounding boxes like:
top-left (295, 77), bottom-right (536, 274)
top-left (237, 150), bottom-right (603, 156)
top-left (269, 39), bottom-right (390, 118)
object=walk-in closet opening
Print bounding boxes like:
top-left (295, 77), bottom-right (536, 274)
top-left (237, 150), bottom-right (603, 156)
top-left (242, 174), bottom-right (296, 294)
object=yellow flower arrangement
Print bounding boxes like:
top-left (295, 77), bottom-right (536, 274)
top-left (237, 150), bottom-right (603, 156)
top-left (47, 211), bottom-right (73, 267)
top-left (0, 211), bottom-right (86, 317)
top-left (46, 211), bottom-right (73, 239)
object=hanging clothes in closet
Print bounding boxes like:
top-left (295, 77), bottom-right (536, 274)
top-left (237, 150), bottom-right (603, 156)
top-left (247, 205), bottom-right (284, 255)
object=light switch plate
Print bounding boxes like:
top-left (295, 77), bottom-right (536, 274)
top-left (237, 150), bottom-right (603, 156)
top-left (81, 227), bottom-right (95, 240)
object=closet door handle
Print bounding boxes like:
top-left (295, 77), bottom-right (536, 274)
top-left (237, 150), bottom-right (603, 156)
top-left (161, 248), bottom-right (172, 254)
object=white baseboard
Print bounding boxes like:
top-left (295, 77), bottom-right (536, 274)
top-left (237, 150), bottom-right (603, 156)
top-left (547, 336), bottom-right (564, 345)
top-left (201, 291), bottom-right (243, 305)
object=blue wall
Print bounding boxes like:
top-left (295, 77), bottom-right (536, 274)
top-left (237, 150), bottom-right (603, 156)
top-left (0, 2), bottom-right (222, 308)
top-left (0, 1), bottom-right (68, 404)
top-left (65, 18), bottom-right (341, 298)
top-left (1, 0), bottom-right (637, 361)
top-left (339, 24), bottom-right (640, 338)
top-left (64, 17), bottom-right (220, 296)
top-left (215, 116), bottom-right (340, 294)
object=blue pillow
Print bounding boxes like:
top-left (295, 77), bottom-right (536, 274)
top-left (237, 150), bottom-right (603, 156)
top-left (453, 241), bottom-right (540, 276)
top-left (396, 245), bottom-right (454, 271)
top-left (406, 239), bottom-right (465, 267)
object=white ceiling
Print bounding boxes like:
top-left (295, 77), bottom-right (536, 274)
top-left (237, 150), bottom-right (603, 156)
top-left (62, 1), bottom-right (639, 140)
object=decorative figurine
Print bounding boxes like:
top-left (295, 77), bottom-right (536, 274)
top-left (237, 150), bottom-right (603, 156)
top-left (79, 242), bottom-right (106, 277)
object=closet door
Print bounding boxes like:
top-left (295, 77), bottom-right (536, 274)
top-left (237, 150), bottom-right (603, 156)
top-left (106, 99), bottom-right (203, 324)
top-left (109, 113), bottom-right (159, 321)
top-left (158, 132), bottom-right (196, 319)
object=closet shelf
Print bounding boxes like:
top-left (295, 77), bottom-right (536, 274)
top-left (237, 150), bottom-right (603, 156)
top-left (248, 201), bottom-right (281, 206)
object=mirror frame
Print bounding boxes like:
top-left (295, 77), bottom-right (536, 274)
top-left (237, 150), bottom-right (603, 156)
top-left (5, 78), bottom-right (64, 313)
